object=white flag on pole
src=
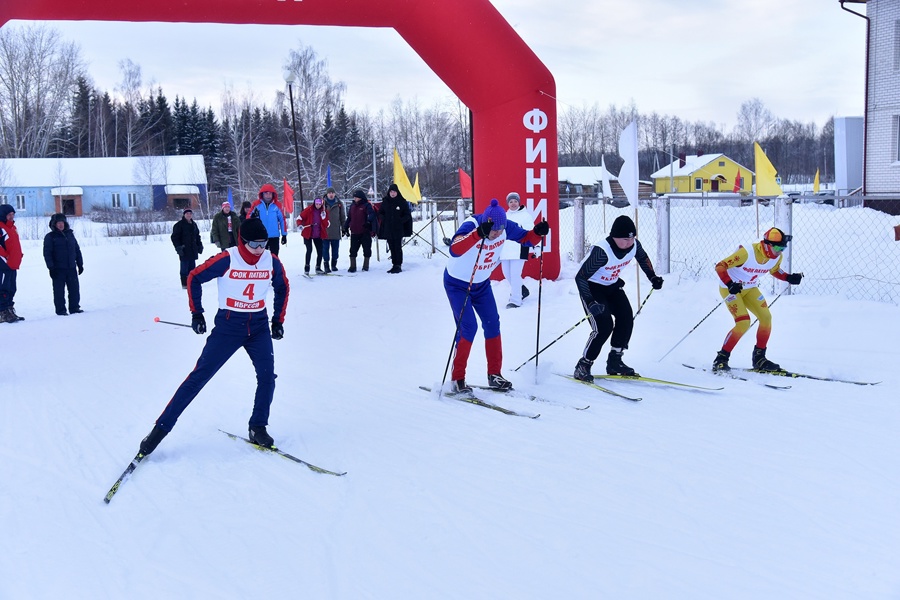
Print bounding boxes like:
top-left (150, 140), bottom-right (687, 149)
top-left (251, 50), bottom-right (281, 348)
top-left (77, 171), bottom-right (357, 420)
top-left (617, 121), bottom-right (638, 207)
top-left (600, 155), bottom-right (613, 200)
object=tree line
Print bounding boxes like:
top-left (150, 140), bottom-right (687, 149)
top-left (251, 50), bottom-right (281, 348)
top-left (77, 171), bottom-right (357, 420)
top-left (0, 23), bottom-right (834, 206)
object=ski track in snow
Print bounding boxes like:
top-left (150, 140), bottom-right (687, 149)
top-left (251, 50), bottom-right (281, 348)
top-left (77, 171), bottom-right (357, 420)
top-left (2, 219), bottom-right (900, 599)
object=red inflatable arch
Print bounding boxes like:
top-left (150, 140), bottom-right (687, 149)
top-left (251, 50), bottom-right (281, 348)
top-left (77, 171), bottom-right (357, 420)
top-left (2, 0), bottom-right (560, 278)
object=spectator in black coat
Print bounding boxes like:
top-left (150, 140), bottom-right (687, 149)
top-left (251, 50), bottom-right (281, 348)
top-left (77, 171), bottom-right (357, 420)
top-left (343, 190), bottom-right (379, 273)
top-left (171, 208), bottom-right (203, 288)
top-left (379, 183), bottom-right (412, 274)
top-left (43, 213), bottom-right (84, 316)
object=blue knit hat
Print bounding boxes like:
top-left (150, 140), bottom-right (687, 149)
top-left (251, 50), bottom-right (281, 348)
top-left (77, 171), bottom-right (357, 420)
top-left (482, 198), bottom-right (507, 231)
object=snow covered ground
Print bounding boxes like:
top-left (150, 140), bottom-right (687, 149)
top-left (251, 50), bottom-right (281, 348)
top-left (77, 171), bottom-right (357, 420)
top-left (2, 216), bottom-right (899, 599)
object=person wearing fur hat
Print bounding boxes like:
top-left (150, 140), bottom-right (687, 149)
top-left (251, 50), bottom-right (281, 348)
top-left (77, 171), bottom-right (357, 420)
top-left (573, 215), bottom-right (664, 382)
top-left (296, 197), bottom-right (330, 274)
top-left (379, 183), bottom-right (412, 274)
top-left (444, 198), bottom-right (549, 393)
top-left (343, 189), bottom-right (379, 272)
top-left (171, 208), bottom-right (203, 289)
top-left (711, 227), bottom-right (803, 373)
top-left (211, 202), bottom-right (239, 250)
top-left (499, 191), bottom-right (536, 308)
top-left (135, 216), bottom-right (290, 457)
top-left (43, 213), bottom-right (84, 316)
top-left (250, 183), bottom-right (288, 256)
top-left (0, 204), bottom-right (24, 323)
top-left (321, 187), bottom-right (345, 272)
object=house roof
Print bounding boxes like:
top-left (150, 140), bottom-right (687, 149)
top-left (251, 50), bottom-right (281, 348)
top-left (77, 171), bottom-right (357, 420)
top-left (650, 153), bottom-right (753, 179)
top-left (558, 165), bottom-right (617, 185)
top-left (0, 155), bottom-right (208, 188)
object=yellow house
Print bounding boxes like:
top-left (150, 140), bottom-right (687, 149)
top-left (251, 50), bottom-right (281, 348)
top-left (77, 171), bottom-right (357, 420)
top-left (651, 153), bottom-right (753, 195)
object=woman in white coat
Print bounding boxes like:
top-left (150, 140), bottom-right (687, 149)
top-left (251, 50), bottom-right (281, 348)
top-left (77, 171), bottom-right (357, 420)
top-left (499, 192), bottom-right (536, 308)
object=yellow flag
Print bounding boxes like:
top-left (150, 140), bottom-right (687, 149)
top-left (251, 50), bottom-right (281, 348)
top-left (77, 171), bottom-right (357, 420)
top-left (754, 142), bottom-right (783, 196)
top-left (392, 148), bottom-right (417, 203)
top-left (813, 168), bottom-right (820, 193)
top-left (411, 173), bottom-right (422, 203)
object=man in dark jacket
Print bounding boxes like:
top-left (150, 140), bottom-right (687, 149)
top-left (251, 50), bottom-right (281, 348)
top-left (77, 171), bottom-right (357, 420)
top-left (343, 190), bottom-right (379, 272)
top-left (43, 213), bottom-right (84, 316)
top-left (171, 208), bottom-right (203, 288)
top-left (379, 183), bottom-right (412, 274)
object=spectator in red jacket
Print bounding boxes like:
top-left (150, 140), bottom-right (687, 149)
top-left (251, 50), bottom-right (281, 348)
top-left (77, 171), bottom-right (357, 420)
top-left (0, 204), bottom-right (24, 323)
top-left (296, 198), bottom-right (330, 275)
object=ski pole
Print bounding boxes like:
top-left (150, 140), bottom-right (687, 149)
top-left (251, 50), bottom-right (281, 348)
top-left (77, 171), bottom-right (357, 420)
top-left (633, 288), bottom-right (654, 320)
top-left (154, 317), bottom-right (191, 328)
top-left (534, 236), bottom-right (545, 384)
top-left (514, 315), bottom-right (589, 372)
top-left (656, 302), bottom-right (722, 362)
top-left (440, 235), bottom-right (487, 395)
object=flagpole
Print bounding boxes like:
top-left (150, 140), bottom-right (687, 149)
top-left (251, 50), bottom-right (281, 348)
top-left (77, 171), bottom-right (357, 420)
top-left (283, 69), bottom-right (305, 210)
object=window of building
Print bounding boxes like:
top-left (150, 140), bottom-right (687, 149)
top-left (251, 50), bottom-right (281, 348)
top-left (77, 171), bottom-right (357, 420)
top-left (112, 193), bottom-right (121, 208)
top-left (895, 115), bottom-right (900, 162)
top-left (718, 161), bottom-right (725, 167)
top-left (0, 194), bottom-right (6, 205)
top-left (15, 194), bottom-right (25, 211)
top-left (694, 177), bottom-right (703, 191)
top-left (127, 192), bottom-right (137, 208)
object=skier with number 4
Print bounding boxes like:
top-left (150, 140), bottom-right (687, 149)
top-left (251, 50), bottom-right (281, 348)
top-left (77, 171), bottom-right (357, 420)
top-left (136, 217), bottom-right (290, 457)
top-left (445, 198), bottom-right (549, 394)
top-left (712, 226), bottom-right (803, 373)
top-left (573, 215), bottom-right (664, 382)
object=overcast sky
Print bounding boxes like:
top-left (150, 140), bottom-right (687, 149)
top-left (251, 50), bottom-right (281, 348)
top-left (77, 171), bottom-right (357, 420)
top-left (10, 0), bottom-right (866, 130)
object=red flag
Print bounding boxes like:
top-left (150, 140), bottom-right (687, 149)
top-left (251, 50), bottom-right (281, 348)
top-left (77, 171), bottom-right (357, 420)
top-left (283, 179), bottom-right (294, 207)
top-left (733, 169), bottom-right (742, 193)
top-left (458, 168), bottom-right (472, 199)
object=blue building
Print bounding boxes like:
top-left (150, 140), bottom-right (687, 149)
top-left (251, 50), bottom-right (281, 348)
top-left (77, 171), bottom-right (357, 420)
top-left (0, 155), bottom-right (208, 216)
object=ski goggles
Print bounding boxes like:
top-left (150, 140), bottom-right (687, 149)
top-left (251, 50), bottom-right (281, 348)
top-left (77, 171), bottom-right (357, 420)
top-left (245, 240), bottom-right (267, 249)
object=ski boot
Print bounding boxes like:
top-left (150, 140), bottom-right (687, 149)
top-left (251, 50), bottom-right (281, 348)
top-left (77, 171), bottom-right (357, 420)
top-left (606, 349), bottom-right (637, 376)
top-left (452, 379), bottom-right (473, 394)
top-left (712, 349), bottom-right (731, 372)
top-left (573, 357), bottom-right (594, 382)
top-left (362, 257), bottom-right (370, 272)
top-left (752, 346), bottom-right (781, 372)
top-left (487, 373), bottom-right (513, 391)
top-left (249, 426), bottom-right (275, 448)
top-left (139, 424), bottom-right (169, 456)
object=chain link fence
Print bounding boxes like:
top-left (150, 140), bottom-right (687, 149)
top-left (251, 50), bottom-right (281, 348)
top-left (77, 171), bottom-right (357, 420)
top-left (560, 195), bottom-right (900, 305)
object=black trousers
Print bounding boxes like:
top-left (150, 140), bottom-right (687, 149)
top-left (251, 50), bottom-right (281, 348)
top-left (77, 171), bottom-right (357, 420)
top-left (50, 268), bottom-right (80, 314)
top-left (386, 236), bottom-right (403, 266)
top-left (349, 233), bottom-right (372, 258)
top-left (266, 237), bottom-right (281, 257)
top-left (580, 282), bottom-right (634, 361)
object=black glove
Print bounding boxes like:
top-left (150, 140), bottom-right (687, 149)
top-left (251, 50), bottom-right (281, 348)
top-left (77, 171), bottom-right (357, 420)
top-left (727, 281), bottom-right (743, 295)
top-left (281, 235), bottom-right (287, 245)
top-left (175, 245), bottom-right (184, 258)
top-left (650, 275), bottom-right (664, 290)
top-left (77, 265), bottom-right (84, 275)
top-left (342, 228), bottom-right (350, 238)
top-left (271, 318), bottom-right (284, 340)
top-left (786, 272), bottom-right (803, 285)
top-left (587, 302), bottom-right (605, 317)
top-left (191, 313), bottom-right (207, 335)
top-left (476, 220), bottom-right (493, 239)
top-left (532, 220), bottom-right (550, 236)
top-left (614, 278), bottom-right (626, 289)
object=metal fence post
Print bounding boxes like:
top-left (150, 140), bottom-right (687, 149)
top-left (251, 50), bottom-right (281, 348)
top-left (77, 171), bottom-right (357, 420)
top-left (574, 196), bottom-right (585, 263)
top-left (456, 198), bottom-right (467, 231)
top-left (774, 195), bottom-right (793, 295)
top-left (656, 195), bottom-right (671, 275)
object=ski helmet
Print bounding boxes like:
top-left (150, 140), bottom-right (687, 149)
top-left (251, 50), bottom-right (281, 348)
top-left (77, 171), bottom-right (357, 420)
top-left (763, 227), bottom-right (792, 246)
